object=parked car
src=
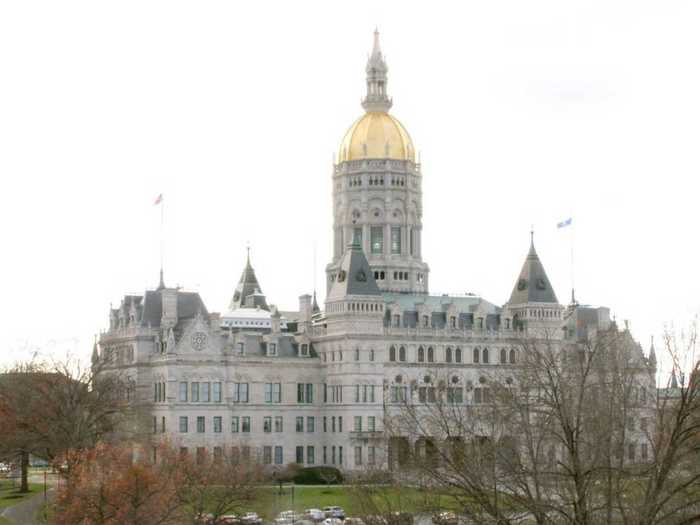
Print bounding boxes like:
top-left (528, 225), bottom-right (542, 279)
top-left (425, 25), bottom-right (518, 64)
top-left (240, 512), bottom-right (262, 525)
top-left (218, 516), bottom-right (240, 525)
top-left (195, 513), bottom-right (215, 525)
top-left (305, 509), bottom-right (325, 521)
top-left (323, 507), bottom-right (346, 519)
top-left (275, 510), bottom-right (303, 525)
top-left (432, 512), bottom-right (457, 525)
top-left (322, 519), bottom-right (343, 525)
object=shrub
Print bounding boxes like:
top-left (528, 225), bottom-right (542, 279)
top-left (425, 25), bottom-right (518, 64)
top-left (293, 466), bottom-right (344, 485)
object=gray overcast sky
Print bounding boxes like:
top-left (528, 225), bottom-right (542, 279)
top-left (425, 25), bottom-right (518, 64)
top-left (1, 1), bottom-right (698, 379)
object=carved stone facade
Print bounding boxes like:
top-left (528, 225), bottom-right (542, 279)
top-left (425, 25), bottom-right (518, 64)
top-left (96, 32), bottom-right (655, 472)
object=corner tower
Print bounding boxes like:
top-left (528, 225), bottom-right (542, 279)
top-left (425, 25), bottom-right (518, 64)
top-left (327, 30), bottom-right (429, 295)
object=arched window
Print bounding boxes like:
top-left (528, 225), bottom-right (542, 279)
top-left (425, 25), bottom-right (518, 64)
top-left (500, 348), bottom-right (507, 364)
top-left (445, 347), bottom-right (453, 363)
top-left (389, 346), bottom-right (396, 362)
top-left (399, 346), bottom-right (406, 362)
top-left (509, 349), bottom-right (516, 364)
top-left (427, 347), bottom-right (435, 363)
top-left (418, 346), bottom-right (425, 362)
top-left (473, 347), bottom-right (480, 364)
top-left (482, 347), bottom-right (490, 364)
top-left (455, 347), bottom-right (462, 363)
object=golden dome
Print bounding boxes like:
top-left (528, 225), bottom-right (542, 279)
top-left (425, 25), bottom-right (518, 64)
top-left (338, 111), bottom-right (415, 162)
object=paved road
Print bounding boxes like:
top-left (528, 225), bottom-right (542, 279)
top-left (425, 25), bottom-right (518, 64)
top-left (1, 488), bottom-right (53, 525)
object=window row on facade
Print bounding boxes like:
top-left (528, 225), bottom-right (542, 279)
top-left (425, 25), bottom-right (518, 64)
top-left (388, 345), bottom-right (518, 365)
top-left (173, 415), bottom-right (377, 434)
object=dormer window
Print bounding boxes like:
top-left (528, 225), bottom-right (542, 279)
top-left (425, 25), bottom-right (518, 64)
top-left (450, 316), bottom-right (457, 329)
top-left (393, 314), bottom-right (400, 327)
top-left (422, 315), bottom-right (430, 328)
top-left (268, 343), bottom-right (277, 356)
top-left (300, 344), bottom-right (309, 357)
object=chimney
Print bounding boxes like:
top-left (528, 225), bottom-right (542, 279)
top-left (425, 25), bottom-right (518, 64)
top-left (270, 305), bottom-right (281, 333)
top-left (161, 288), bottom-right (178, 329)
top-left (299, 294), bottom-right (312, 323)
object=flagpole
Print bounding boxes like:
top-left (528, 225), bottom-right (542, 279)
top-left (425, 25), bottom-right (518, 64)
top-left (570, 221), bottom-right (575, 304)
top-left (160, 196), bottom-right (164, 278)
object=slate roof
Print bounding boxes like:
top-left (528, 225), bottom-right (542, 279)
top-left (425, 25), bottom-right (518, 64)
top-left (229, 252), bottom-right (269, 311)
top-left (507, 237), bottom-right (558, 305)
top-left (327, 243), bottom-right (381, 300)
top-left (140, 289), bottom-right (208, 328)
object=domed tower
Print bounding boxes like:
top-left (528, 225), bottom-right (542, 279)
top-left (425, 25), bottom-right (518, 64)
top-left (326, 30), bottom-right (429, 295)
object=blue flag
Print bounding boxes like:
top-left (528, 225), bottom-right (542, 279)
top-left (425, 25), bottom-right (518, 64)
top-left (557, 217), bottom-right (572, 229)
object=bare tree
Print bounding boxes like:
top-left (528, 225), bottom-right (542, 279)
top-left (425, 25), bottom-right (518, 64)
top-left (382, 321), bottom-right (700, 525)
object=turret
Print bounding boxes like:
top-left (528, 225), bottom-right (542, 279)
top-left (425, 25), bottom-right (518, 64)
top-left (505, 232), bottom-right (564, 335)
top-left (325, 242), bottom-right (384, 335)
top-left (229, 248), bottom-right (269, 311)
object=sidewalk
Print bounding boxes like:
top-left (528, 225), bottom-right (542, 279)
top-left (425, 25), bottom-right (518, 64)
top-left (1, 488), bottom-right (53, 525)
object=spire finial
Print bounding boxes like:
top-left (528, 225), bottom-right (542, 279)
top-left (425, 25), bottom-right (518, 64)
top-left (157, 268), bottom-right (166, 290)
top-left (246, 242), bottom-right (251, 267)
top-left (362, 29), bottom-right (392, 112)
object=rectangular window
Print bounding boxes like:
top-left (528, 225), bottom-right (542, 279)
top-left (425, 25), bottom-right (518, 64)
top-left (196, 416), bottom-right (205, 433)
top-left (354, 446), bottom-right (363, 466)
top-left (161, 416), bottom-right (166, 433)
top-left (296, 416), bottom-right (304, 432)
top-left (339, 446), bottom-right (343, 465)
top-left (263, 446), bottom-right (272, 465)
top-left (196, 447), bottom-right (205, 465)
top-left (274, 416), bottom-right (283, 432)
top-left (368, 416), bottom-right (376, 432)
top-left (331, 446), bottom-right (336, 465)
top-left (353, 227), bottom-right (362, 245)
top-left (339, 416), bottom-right (343, 433)
top-left (213, 416), bottom-right (222, 433)
top-left (269, 343), bottom-right (277, 356)
top-left (230, 447), bottom-right (240, 464)
top-left (213, 382), bottom-right (222, 403)
top-left (307, 446), bottom-right (315, 465)
top-left (296, 446), bottom-right (304, 464)
top-left (264, 416), bottom-right (272, 433)
top-left (201, 382), bottom-right (211, 403)
top-left (447, 387), bottom-right (463, 404)
top-left (354, 416), bottom-right (362, 432)
top-left (323, 383), bottom-right (328, 403)
top-left (179, 382), bottom-right (188, 402)
top-left (265, 383), bottom-right (281, 403)
top-left (179, 416), bottom-right (188, 433)
top-left (297, 384), bottom-right (304, 403)
top-left (306, 383), bottom-right (313, 404)
top-left (391, 227), bottom-right (401, 254)
top-left (233, 383), bottom-right (249, 403)
top-left (409, 228), bottom-right (414, 255)
top-left (152, 416), bottom-right (157, 434)
top-left (323, 446), bottom-right (327, 464)
top-left (237, 342), bottom-right (245, 355)
top-left (241, 416), bottom-right (250, 433)
top-left (274, 446), bottom-right (283, 465)
top-left (191, 382), bottom-right (200, 402)
top-left (332, 416), bottom-right (336, 433)
top-left (307, 416), bottom-right (315, 433)
top-left (473, 388), bottom-right (482, 404)
top-left (323, 416), bottom-right (327, 433)
top-left (231, 416), bottom-right (239, 433)
top-left (355, 385), bottom-right (360, 403)
top-left (368, 446), bottom-right (376, 465)
top-left (371, 226), bottom-right (383, 254)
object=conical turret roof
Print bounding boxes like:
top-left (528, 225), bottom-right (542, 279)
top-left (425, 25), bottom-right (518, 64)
top-left (229, 250), bottom-right (268, 311)
top-left (508, 234), bottom-right (558, 305)
top-left (327, 243), bottom-right (381, 301)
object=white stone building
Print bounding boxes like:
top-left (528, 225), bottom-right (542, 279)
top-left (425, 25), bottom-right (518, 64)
top-left (96, 31), bottom-right (655, 472)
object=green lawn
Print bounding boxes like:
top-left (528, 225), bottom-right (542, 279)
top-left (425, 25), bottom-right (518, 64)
top-left (241, 485), bottom-right (457, 519)
top-left (0, 480), bottom-right (43, 511)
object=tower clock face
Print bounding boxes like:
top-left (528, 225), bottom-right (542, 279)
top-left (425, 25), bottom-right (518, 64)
top-left (191, 332), bottom-right (207, 351)
top-left (517, 279), bottom-right (528, 291)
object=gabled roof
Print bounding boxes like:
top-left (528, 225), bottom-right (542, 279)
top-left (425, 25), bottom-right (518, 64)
top-left (508, 236), bottom-right (558, 305)
top-left (326, 243), bottom-right (381, 301)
